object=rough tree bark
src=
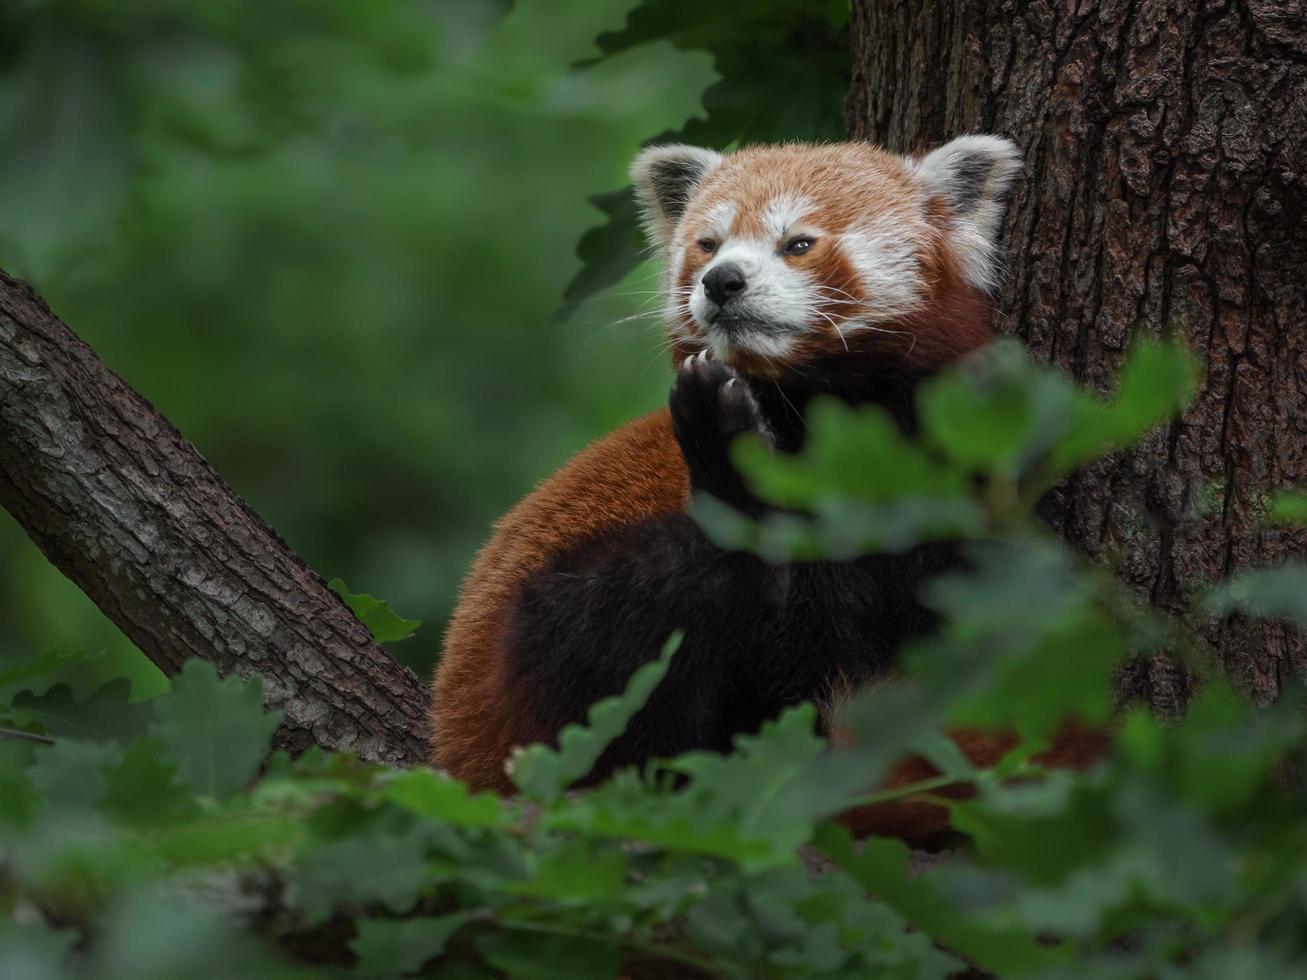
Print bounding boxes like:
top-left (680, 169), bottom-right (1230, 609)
top-left (848, 0), bottom-right (1307, 713)
top-left (0, 269), bottom-right (429, 766)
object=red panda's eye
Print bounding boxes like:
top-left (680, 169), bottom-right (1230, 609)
top-left (783, 236), bottom-right (815, 256)
top-left (697, 239), bottom-right (717, 254)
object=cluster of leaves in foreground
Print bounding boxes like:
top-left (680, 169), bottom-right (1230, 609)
top-left (5, 340), bottom-right (1307, 979)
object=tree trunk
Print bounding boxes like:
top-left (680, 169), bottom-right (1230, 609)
top-left (0, 269), bottom-right (429, 766)
top-left (847, 0), bottom-right (1307, 712)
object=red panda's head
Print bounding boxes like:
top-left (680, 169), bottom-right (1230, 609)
top-left (630, 138), bottom-right (1021, 379)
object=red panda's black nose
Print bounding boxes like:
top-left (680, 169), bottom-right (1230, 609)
top-left (702, 262), bottom-right (747, 307)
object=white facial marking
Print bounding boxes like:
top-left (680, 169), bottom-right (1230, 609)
top-left (687, 234), bottom-right (813, 361)
top-left (668, 202), bottom-right (737, 322)
top-left (839, 213), bottom-right (927, 326)
top-left (709, 329), bottom-right (797, 361)
top-left (667, 249), bottom-right (686, 301)
top-left (704, 201), bottom-right (737, 241)
top-left (762, 194), bottom-right (816, 240)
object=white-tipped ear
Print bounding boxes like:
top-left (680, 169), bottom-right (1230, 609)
top-left (912, 134), bottom-right (1022, 290)
top-left (629, 144), bottom-right (723, 250)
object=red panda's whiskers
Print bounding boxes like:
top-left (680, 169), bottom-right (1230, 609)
top-left (809, 308), bottom-right (851, 353)
top-left (606, 281), bottom-right (669, 297)
top-left (814, 284), bottom-right (861, 303)
top-left (833, 324), bottom-right (851, 354)
top-left (851, 322), bottom-right (919, 358)
top-left (772, 381), bottom-right (808, 431)
top-left (610, 313), bottom-right (655, 327)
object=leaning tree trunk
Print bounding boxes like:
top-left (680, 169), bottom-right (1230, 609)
top-left (848, 0), bottom-right (1307, 713)
top-left (0, 270), bottom-right (430, 765)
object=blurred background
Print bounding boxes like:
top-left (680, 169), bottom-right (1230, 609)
top-left (0, 0), bottom-right (846, 691)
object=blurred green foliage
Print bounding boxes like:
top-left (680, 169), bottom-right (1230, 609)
top-left (5, 341), bottom-right (1307, 977)
top-left (0, 0), bottom-right (850, 684)
top-left (0, 0), bottom-right (735, 682)
top-left (9, 4), bottom-right (1307, 976)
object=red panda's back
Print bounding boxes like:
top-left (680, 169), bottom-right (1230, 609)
top-left (431, 409), bottom-right (689, 790)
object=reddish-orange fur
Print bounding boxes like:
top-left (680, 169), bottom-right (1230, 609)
top-left (667, 153), bottom-right (993, 375)
top-left (433, 139), bottom-right (1107, 841)
top-left (433, 410), bottom-right (688, 791)
top-left (433, 401), bottom-right (1109, 834)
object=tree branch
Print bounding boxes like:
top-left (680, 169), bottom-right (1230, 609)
top-left (0, 268), bottom-right (429, 766)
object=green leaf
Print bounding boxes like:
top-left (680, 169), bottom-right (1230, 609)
top-left (1110, 338), bottom-right (1198, 433)
top-left (694, 492), bottom-right (985, 561)
top-left (661, 706), bottom-right (834, 858)
top-left (902, 539), bottom-right (1124, 738)
top-left (350, 913), bottom-right (474, 979)
top-left (100, 739), bottom-right (199, 829)
top-left (723, 865), bottom-right (962, 978)
top-left (704, 388), bottom-right (988, 559)
top-left (0, 648), bottom-right (168, 705)
top-left (548, 705), bottom-right (856, 870)
top-left (508, 631), bottom-right (679, 804)
top-left (817, 825), bottom-right (1067, 975)
top-left (929, 608), bottom-right (1123, 739)
top-left (476, 930), bottom-right (620, 980)
top-left (1204, 562), bottom-right (1307, 626)
top-left (685, 884), bottom-right (763, 963)
top-left (1048, 339), bottom-right (1196, 474)
top-left (949, 778), bottom-right (1116, 887)
top-left (920, 537), bottom-right (1093, 643)
top-left (1164, 945), bottom-right (1307, 980)
top-left (559, 189), bottom-right (647, 313)
top-left (329, 578), bottom-right (422, 643)
top-left (507, 839), bottom-right (629, 902)
top-left (0, 743), bottom-right (40, 828)
top-left (588, 2), bottom-right (788, 56)
top-left (93, 888), bottom-right (291, 980)
top-left (564, 0), bottom-right (848, 306)
top-left (295, 822), bottom-right (435, 924)
top-left (0, 649), bottom-right (106, 705)
top-left (147, 810), bottom-right (307, 867)
top-left (5, 678), bottom-right (148, 744)
top-left (382, 768), bottom-right (505, 828)
top-left (919, 338), bottom-right (1076, 473)
top-left (149, 660), bottom-right (282, 799)
top-left (0, 920), bottom-right (76, 979)
top-left (1165, 680), bottom-right (1304, 815)
top-left (736, 398), bottom-right (967, 507)
top-left (27, 739), bottom-right (122, 809)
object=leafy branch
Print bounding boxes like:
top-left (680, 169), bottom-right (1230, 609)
top-left (6, 338), bottom-right (1307, 977)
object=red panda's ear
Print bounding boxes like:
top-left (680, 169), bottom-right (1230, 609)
top-left (630, 144), bottom-right (723, 251)
top-left (911, 135), bottom-right (1022, 292)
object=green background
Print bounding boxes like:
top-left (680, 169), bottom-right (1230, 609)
top-left (0, 0), bottom-right (719, 689)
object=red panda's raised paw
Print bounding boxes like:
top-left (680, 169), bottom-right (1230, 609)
top-left (669, 352), bottom-right (773, 516)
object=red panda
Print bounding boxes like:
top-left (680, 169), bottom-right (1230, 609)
top-left (431, 138), bottom-right (1104, 844)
